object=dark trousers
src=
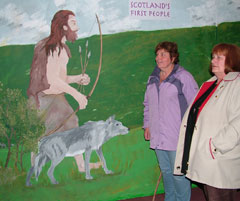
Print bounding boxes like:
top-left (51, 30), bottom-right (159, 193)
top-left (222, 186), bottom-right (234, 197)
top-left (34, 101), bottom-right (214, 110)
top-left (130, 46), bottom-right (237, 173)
top-left (203, 184), bottom-right (237, 201)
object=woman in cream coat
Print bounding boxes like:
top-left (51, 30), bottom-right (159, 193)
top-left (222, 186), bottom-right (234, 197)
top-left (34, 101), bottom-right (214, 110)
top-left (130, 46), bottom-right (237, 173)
top-left (174, 43), bottom-right (240, 201)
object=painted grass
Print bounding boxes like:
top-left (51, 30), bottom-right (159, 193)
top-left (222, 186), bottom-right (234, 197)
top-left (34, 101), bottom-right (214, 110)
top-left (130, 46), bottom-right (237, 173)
top-left (0, 128), bottom-right (163, 201)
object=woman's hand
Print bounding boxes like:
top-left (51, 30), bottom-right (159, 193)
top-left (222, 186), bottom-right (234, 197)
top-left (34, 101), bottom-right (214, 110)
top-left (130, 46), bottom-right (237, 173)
top-left (144, 128), bottom-right (151, 141)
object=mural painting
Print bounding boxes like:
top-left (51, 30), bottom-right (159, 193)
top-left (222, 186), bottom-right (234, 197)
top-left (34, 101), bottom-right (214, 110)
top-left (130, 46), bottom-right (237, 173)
top-left (0, 0), bottom-right (239, 200)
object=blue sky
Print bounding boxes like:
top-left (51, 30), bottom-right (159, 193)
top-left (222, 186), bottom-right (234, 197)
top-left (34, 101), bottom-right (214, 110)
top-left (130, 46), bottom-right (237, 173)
top-left (0, 0), bottom-right (239, 46)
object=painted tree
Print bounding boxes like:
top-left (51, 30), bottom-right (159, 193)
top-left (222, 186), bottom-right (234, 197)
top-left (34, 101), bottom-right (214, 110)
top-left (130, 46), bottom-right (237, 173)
top-left (0, 82), bottom-right (44, 170)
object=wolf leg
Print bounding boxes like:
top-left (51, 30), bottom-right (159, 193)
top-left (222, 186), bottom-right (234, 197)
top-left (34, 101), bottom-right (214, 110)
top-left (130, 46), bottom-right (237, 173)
top-left (84, 149), bottom-right (93, 180)
top-left (34, 153), bottom-right (49, 182)
top-left (47, 157), bottom-right (63, 184)
top-left (26, 166), bottom-right (35, 186)
top-left (27, 152), bottom-right (49, 186)
top-left (96, 147), bottom-right (113, 174)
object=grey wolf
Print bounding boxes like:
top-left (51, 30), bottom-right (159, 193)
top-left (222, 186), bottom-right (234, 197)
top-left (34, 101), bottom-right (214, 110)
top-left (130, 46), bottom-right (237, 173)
top-left (26, 115), bottom-right (129, 186)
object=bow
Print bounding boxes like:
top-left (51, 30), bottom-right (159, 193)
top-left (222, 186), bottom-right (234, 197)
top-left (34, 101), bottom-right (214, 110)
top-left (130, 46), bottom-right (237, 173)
top-left (44, 14), bottom-right (103, 137)
top-left (87, 14), bottom-right (102, 99)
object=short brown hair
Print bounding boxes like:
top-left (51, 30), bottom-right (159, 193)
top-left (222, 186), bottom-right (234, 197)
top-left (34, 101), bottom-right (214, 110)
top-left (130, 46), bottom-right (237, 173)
top-left (155, 41), bottom-right (179, 64)
top-left (210, 43), bottom-right (240, 74)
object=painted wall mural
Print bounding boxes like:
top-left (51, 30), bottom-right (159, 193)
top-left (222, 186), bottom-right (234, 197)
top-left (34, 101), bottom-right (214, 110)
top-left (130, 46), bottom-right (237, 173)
top-left (0, 0), bottom-right (239, 200)
top-left (0, 0), bottom-right (239, 45)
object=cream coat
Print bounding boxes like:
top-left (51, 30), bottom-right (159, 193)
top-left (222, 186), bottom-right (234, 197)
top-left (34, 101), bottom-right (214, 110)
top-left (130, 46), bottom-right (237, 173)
top-left (174, 72), bottom-right (240, 189)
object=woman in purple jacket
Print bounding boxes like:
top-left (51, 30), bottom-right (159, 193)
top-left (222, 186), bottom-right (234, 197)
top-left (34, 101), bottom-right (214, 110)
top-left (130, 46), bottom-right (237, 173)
top-left (143, 41), bottom-right (198, 201)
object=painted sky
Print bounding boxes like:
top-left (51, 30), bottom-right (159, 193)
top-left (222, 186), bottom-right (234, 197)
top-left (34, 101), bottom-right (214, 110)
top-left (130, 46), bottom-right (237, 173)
top-left (0, 0), bottom-right (239, 46)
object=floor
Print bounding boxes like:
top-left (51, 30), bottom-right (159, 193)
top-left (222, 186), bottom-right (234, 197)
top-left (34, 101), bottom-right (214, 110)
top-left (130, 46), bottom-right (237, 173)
top-left (119, 187), bottom-right (240, 201)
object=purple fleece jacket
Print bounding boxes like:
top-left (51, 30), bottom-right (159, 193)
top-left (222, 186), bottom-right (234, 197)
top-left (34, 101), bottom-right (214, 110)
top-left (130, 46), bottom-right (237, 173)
top-left (143, 64), bottom-right (198, 150)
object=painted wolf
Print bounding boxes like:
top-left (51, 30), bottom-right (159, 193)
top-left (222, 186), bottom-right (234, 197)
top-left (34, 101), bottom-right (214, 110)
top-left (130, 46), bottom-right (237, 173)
top-left (26, 115), bottom-right (129, 186)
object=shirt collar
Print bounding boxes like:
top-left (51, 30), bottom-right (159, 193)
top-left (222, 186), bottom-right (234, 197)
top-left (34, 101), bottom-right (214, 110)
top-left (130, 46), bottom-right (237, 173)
top-left (207, 72), bottom-right (240, 82)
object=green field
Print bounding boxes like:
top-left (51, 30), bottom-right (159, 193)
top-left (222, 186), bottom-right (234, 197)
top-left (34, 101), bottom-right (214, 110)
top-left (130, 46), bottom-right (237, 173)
top-left (0, 21), bottom-right (239, 201)
top-left (0, 128), bottom-right (162, 201)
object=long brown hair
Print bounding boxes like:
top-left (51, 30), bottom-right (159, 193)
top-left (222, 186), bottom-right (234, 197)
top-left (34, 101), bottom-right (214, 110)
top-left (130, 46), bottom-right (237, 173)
top-left (45, 10), bottom-right (75, 56)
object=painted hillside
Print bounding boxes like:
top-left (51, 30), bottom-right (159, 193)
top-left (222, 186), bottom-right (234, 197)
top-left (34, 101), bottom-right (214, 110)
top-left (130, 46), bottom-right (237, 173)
top-left (0, 22), bottom-right (239, 129)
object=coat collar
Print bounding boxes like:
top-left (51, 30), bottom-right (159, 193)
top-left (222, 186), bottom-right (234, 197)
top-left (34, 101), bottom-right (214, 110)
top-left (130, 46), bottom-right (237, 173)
top-left (150, 64), bottom-right (180, 79)
top-left (206, 72), bottom-right (240, 82)
top-left (147, 64), bottom-right (180, 86)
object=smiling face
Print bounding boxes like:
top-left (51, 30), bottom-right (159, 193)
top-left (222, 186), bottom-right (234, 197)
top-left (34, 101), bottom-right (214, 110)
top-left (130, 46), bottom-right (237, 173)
top-left (211, 53), bottom-right (226, 79)
top-left (155, 49), bottom-right (175, 71)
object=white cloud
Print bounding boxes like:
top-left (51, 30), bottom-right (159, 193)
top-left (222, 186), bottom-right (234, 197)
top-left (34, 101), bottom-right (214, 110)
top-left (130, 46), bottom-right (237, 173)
top-left (231, 0), bottom-right (240, 6)
top-left (187, 0), bottom-right (218, 26)
top-left (0, 3), bottom-right (27, 28)
top-left (57, 0), bottom-right (102, 17)
top-left (54, 0), bottom-right (66, 7)
top-left (23, 12), bottom-right (49, 31)
top-left (187, 0), bottom-right (240, 26)
top-left (107, 16), bottom-right (141, 33)
top-left (61, 0), bottom-right (138, 37)
top-left (80, 0), bottom-right (102, 16)
top-left (216, 0), bottom-right (240, 24)
top-left (0, 3), bottom-right (49, 45)
top-left (93, 2), bottom-right (140, 34)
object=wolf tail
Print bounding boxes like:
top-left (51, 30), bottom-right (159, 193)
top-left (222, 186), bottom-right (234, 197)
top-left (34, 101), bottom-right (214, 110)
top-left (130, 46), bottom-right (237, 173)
top-left (34, 152), bottom-right (49, 181)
